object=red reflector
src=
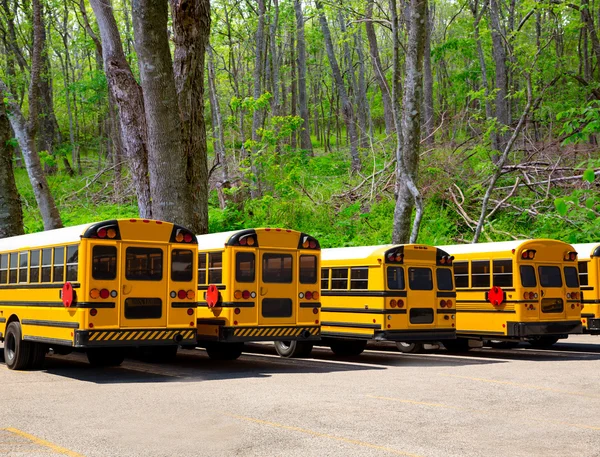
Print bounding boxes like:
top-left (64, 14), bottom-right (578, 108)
top-left (184, 233), bottom-right (193, 243)
top-left (143, 219), bottom-right (150, 223)
top-left (187, 308), bottom-right (194, 315)
top-left (178, 290), bottom-right (187, 300)
top-left (99, 289), bottom-right (109, 299)
top-left (130, 219), bottom-right (137, 222)
top-left (90, 308), bottom-right (98, 317)
top-left (242, 290), bottom-right (250, 299)
top-left (89, 323), bottom-right (94, 328)
top-left (234, 308), bottom-right (241, 315)
top-left (313, 308), bottom-right (318, 314)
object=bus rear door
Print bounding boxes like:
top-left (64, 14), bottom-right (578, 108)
top-left (537, 263), bottom-right (567, 321)
top-left (407, 266), bottom-right (436, 330)
top-left (258, 250), bottom-right (296, 326)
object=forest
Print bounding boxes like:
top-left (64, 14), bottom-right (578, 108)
top-left (0, 0), bottom-right (599, 248)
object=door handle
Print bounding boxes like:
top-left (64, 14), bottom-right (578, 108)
top-left (540, 290), bottom-right (544, 297)
top-left (260, 286), bottom-right (267, 296)
top-left (122, 284), bottom-right (132, 295)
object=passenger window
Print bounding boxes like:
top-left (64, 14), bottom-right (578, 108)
top-left (321, 268), bottom-right (330, 290)
top-left (198, 252), bottom-right (207, 284)
top-left (330, 268), bottom-right (348, 290)
top-left (126, 247), bottom-right (163, 281)
top-left (53, 247), bottom-right (65, 283)
top-left (66, 245), bottom-right (78, 282)
top-left (564, 266), bottom-right (579, 288)
top-left (520, 265), bottom-right (537, 287)
top-left (387, 267), bottom-right (405, 290)
top-left (262, 253), bottom-right (292, 283)
top-left (436, 268), bottom-right (453, 291)
top-left (493, 260), bottom-right (513, 287)
top-left (208, 252), bottom-right (223, 284)
top-left (41, 248), bottom-right (52, 282)
top-left (18, 251), bottom-right (28, 283)
top-left (0, 254), bottom-right (7, 284)
top-left (471, 260), bottom-right (490, 288)
top-left (350, 267), bottom-right (368, 290)
top-left (453, 261), bottom-right (469, 288)
top-left (578, 261), bottom-right (589, 286)
top-left (92, 245), bottom-right (117, 280)
top-left (236, 252), bottom-right (255, 283)
top-left (172, 249), bottom-right (194, 282)
top-left (408, 267), bottom-right (433, 290)
top-left (9, 252), bottom-right (17, 284)
top-left (300, 255), bottom-right (318, 284)
top-left (29, 250), bottom-right (40, 283)
top-left (538, 266), bottom-right (562, 287)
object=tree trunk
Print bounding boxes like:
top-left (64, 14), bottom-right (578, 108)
top-left (207, 45), bottom-right (228, 182)
top-left (423, 3), bottom-right (434, 143)
top-left (90, 0), bottom-right (152, 219)
top-left (316, 0), bottom-right (361, 172)
top-left (471, 0), bottom-right (493, 121)
top-left (294, 0), bottom-right (312, 152)
top-left (251, 0), bottom-right (267, 197)
top-left (489, 0), bottom-right (509, 153)
top-left (132, 0), bottom-right (194, 227)
top-left (355, 29), bottom-right (372, 145)
top-left (269, 0), bottom-right (281, 116)
top-left (170, 0), bottom-right (211, 234)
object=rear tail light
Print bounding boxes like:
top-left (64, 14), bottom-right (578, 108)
top-left (567, 293), bottom-right (571, 299)
top-left (242, 290), bottom-right (250, 299)
top-left (397, 299), bottom-right (404, 308)
top-left (247, 237), bottom-right (255, 246)
top-left (234, 290), bottom-right (242, 299)
top-left (234, 308), bottom-right (241, 315)
top-left (305, 291), bottom-right (313, 300)
top-left (184, 233), bottom-right (193, 243)
top-left (440, 300), bottom-right (447, 308)
top-left (99, 289), bottom-right (109, 299)
top-left (446, 300), bottom-right (452, 308)
top-left (90, 289), bottom-right (100, 299)
top-left (298, 292), bottom-right (305, 299)
top-left (90, 308), bottom-right (98, 317)
top-left (178, 290), bottom-right (187, 300)
top-left (390, 299), bottom-right (397, 308)
top-left (528, 292), bottom-right (535, 300)
top-left (313, 308), bottom-right (319, 314)
top-left (309, 240), bottom-right (317, 249)
top-left (97, 228), bottom-right (107, 238)
top-left (187, 308), bottom-right (194, 315)
top-left (312, 291), bottom-right (319, 300)
top-left (186, 290), bottom-right (195, 299)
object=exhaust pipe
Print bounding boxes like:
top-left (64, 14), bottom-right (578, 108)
top-left (301, 330), bottom-right (311, 339)
top-left (173, 333), bottom-right (183, 343)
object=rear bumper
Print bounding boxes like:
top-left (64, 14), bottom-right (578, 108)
top-left (217, 325), bottom-right (320, 343)
top-left (372, 328), bottom-right (456, 342)
top-left (585, 318), bottom-right (600, 334)
top-left (74, 328), bottom-right (197, 347)
top-left (506, 320), bottom-right (582, 338)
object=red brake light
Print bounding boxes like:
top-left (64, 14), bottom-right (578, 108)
top-left (305, 291), bottom-right (313, 300)
top-left (242, 290), bottom-right (250, 299)
top-left (309, 240), bottom-right (317, 249)
top-left (178, 290), bottom-right (187, 300)
top-left (397, 299), bottom-right (404, 308)
top-left (184, 233), bottom-right (193, 243)
top-left (440, 300), bottom-right (446, 308)
top-left (390, 299), bottom-right (397, 308)
top-left (99, 289), bottom-right (109, 299)
top-left (240, 237), bottom-right (247, 246)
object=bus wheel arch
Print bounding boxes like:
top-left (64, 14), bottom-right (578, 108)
top-left (4, 320), bottom-right (32, 370)
top-left (274, 340), bottom-right (313, 358)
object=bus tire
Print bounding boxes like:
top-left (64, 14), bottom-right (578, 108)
top-left (274, 341), bottom-right (313, 358)
top-left (329, 340), bottom-right (367, 357)
top-left (4, 322), bottom-right (31, 371)
top-left (486, 340), bottom-right (519, 349)
top-left (28, 343), bottom-right (47, 369)
top-left (443, 339), bottom-right (471, 353)
top-left (528, 336), bottom-right (560, 349)
top-left (87, 348), bottom-right (125, 367)
top-left (205, 343), bottom-right (243, 361)
top-left (396, 342), bottom-right (425, 354)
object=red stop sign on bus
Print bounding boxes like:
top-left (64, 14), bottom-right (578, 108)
top-left (62, 282), bottom-right (74, 307)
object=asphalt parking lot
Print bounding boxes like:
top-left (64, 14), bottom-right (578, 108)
top-left (2, 335), bottom-right (600, 457)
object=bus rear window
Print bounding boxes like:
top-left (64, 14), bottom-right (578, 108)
top-left (436, 268), bottom-right (453, 291)
top-left (409, 267), bottom-right (433, 290)
top-left (300, 255), bottom-right (317, 284)
top-left (263, 253), bottom-right (293, 283)
top-left (453, 261), bottom-right (468, 288)
top-left (538, 266), bottom-right (562, 287)
top-left (236, 252), bottom-right (255, 283)
top-left (172, 249), bottom-right (193, 282)
top-left (387, 267), bottom-right (405, 290)
top-left (520, 265), bottom-right (536, 287)
top-left (92, 246), bottom-right (117, 280)
top-left (126, 247), bottom-right (163, 281)
top-left (564, 267), bottom-right (579, 288)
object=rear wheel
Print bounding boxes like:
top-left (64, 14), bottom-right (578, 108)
top-left (27, 343), bottom-right (47, 369)
top-left (486, 340), bottom-right (519, 349)
top-left (396, 342), bottom-right (425, 354)
top-left (329, 340), bottom-right (367, 357)
top-left (86, 348), bottom-right (125, 367)
top-left (528, 336), bottom-right (560, 349)
top-left (443, 339), bottom-right (471, 353)
top-left (205, 343), bottom-right (244, 361)
top-left (274, 341), bottom-right (313, 358)
top-left (4, 322), bottom-right (31, 370)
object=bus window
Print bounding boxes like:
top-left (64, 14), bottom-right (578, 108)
top-left (350, 267), bottom-right (368, 290)
top-left (0, 254), bottom-right (7, 284)
top-left (387, 267), bottom-right (405, 290)
top-left (198, 253), bottom-right (207, 284)
top-left (408, 267), bottom-right (433, 290)
top-left (126, 247), bottom-right (163, 281)
top-left (493, 260), bottom-right (513, 287)
top-left (66, 246), bottom-right (78, 282)
top-left (564, 266), bottom-right (579, 288)
top-left (471, 260), bottom-right (490, 288)
top-left (53, 247), bottom-right (65, 283)
top-left (578, 262), bottom-right (588, 286)
top-left (330, 268), bottom-right (348, 290)
top-left (538, 266), bottom-right (562, 287)
top-left (92, 246), bottom-right (117, 280)
top-left (30, 250), bottom-right (40, 283)
top-left (172, 249), bottom-right (193, 282)
top-left (300, 255), bottom-right (318, 284)
top-left (453, 261), bottom-right (469, 288)
top-left (41, 248), bottom-right (52, 282)
top-left (436, 268), bottom-right (453, 290)
top-left (9, 253), bottom-right (17, 284)
top-left (263, 253), bottom-right (293, 283)
top-left (520, 265), bottom-right (536, 287)
top-left (236, 252), bottom-right (255, 283)
top-left (18, 252), bottom-right (28, 283)
top-left (208, 252), bottom-right (223, 284)
top-left (321, 268), bottom-right (330, 290)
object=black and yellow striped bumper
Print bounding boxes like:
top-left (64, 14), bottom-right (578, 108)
top-left (221, 325), bottom-right (320, 342)
top-left (74, 328), bottom-right (197, 347)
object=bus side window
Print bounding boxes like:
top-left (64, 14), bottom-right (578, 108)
top-left (9, 252), bottom-right (18, 284)
top-left (453, 261), bottom-right (469, 288)
top-left (41, 248), bottom-right (52, 282)
top-left (236, 252), bottom-right (255, 283)
top-left (209, 252), bottom-right (223, 284)
top-left (493, 260), bottom-right (513, 287)
top-left (53, 247), bottom-right (65, 283)
top-left (520, 265), bottom-right (537, 287)
top-left (578, 261), bottom-right (589, 286)
top-left (300, 255), bottom-right (318, 284)
top-left (30, 250), bottom-right (40, 283)
top-left (471, 260), bottom-right (490, 288)
top-left (350, 267), bottom-right (368, 290)
top-left (321, 268), bottom-right (330, 290)
top-left (331, 268), bottom-right (348, 290)
top-left (66, 245), bottom-right (79, 282)
top-left (198, 252), bottom-right (207, 284)
top-left (0, 254), bottom-right (7, 284)
top-left (18, 252), bottom-right (28, 283)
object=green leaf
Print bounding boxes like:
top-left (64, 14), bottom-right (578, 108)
top-left (554, 198), bottom-right (568, 216)
top-left (583, 169), bottom-right (596, 183)
top-left (586, 198), bottom-right (596, 209)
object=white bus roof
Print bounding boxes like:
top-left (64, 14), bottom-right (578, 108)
top-left (322, 245), bottom-right (395, 261)
top-left (0, 223), bottom-right (91, 252)
top-left (195, 230), bottom-right (241, 248)
top-left (437, 239), bottom-right (573, 255)
top-left (572, 243), bottom-right (600, 259)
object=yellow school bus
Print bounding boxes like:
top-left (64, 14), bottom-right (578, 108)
top-left (317, 244), bottom-right (456, 356)
top-left (438, 240), bottom-right (583, 350)
top-left (195, 228), bottom-right (320, 359)
top-left (0, 219), bottom-right (198, 370)
top-left (572, 243), bottom-right (600, 334)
